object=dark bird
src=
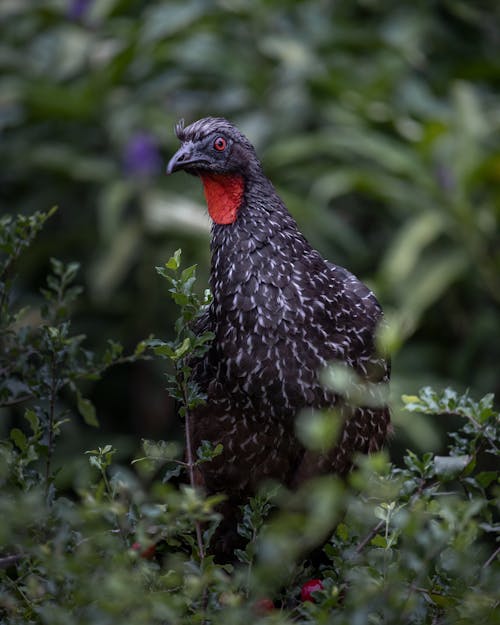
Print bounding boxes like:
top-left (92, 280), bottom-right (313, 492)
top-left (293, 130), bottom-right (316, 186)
top-left (166, 117), bottom-right (390, 560)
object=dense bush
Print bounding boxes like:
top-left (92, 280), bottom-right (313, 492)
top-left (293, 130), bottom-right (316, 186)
top-left (1, 0), bottom-right (499, 420)
top-left (1, 2), bottom-right (500, 622)
top-left (1, 212), bottom-right (498, 624)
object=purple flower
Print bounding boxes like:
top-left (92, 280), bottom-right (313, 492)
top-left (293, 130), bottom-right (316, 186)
top-left (123, 133), bottom-right (162, 178)
top-left (67, 0), bottom-right (93, 21)
top-left (435, 164), bottom-right (455, 192)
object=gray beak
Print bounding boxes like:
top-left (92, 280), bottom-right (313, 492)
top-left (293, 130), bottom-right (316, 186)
top-left (166, 143), bottom-right (210, 175)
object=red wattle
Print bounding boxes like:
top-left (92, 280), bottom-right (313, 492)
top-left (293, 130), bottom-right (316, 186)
top-left (200, 174), bottom-right (244, 225)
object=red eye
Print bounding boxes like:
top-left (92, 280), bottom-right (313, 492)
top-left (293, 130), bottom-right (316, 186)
top-left (213, 136), bottom-right (227, 151)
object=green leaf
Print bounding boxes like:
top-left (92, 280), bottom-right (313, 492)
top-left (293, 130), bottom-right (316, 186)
top-left (24, 409), bottom-right (40, 435)
top-left (429, 592), bottom-right (456, 608)
top-left (171, 292), bottom-right (190, 306)
top-left (401, 251), bottom-right (467, 323)
top-left (76, 389), bottom-right (99, 427)
top-left (433, 455), bottom-right (470, 479)
top-left (336, 522), bottom-right (349, 541)
top-left (196, 440), bottom-right (224, 464)
top-left (370, 534), bottom-right (388, 548)
top-left (10, 428), bottom-right (27, 451)
top-left (88, 454), bottom-right (102, 470)
top-left (475, 471), bottom-right (497, 488)
top-left (180, 264), bottom-right (197, 282)
top-left (162, 464), bottom-right (182, 483)
top-left (402, 394), bottom-right (421, 405)
top-left (165, 249), bottom-right (182, 270)
top-left (134, 339), bottom-right (149, 357)
top-left (381, 211), bottom-right (445, 287)
top-left (103, 340), bottom-right (124, 365)
top-left (322, 362), bottom-right (389, 408)
top-left (154, 343), bottom-right (176, 358)
top-left (295, 408), bottom-right (342, 452)
top-left (174, 337), bottom-right (191, 360)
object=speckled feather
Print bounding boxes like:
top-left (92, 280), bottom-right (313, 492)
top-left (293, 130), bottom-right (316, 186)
top-left (169, 117), bottom-right (391, 559)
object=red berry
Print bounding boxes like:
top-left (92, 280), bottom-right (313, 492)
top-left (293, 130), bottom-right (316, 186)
top-left (139, 544), bottom-right (157, 560)
top-left (131, 542), bottom-right (142, 551)
top-left (254, 597), bottom-right (275, 613)
top-left (300, 579), bottom-right (324, 603)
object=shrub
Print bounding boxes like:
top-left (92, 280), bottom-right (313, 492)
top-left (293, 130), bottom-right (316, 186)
top-left (1, 211), bottom-right (498, 624)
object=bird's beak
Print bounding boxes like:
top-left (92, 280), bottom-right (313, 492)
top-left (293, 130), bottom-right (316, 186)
top-left (166, 143), bottom-right (210, 175)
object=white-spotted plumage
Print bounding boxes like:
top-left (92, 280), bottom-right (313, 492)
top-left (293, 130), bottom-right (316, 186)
top-left (167, 117), bottom-right (391, 560)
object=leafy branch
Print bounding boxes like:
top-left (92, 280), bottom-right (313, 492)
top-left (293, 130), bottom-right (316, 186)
top-left (146, 249), bottom-right (216, 564)
top-left (0, 207), bottom-right (57, 316)
top-left (1, 209), bottom-right (149, 495)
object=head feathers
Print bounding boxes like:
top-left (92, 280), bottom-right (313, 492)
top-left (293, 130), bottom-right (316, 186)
top-left (174, 117), bottom-right (255, 153)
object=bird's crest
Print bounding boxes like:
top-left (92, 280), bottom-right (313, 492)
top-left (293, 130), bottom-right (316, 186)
top-left (173, 117), bottom-right (255, 154)
top-left (175, 118), bottom-right (185, 140)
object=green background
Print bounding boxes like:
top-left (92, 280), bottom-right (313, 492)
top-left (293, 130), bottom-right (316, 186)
top-left (2, 0), bottom-right (499, 453)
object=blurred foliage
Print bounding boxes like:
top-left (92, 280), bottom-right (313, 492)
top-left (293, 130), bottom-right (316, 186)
top-left (0, 226), bottom-right (499, 624)
top-left (2, 1), bottom-right (500, 619)
top-left (1, 1), bottom-right (499, 447)
top-left (0, 209), bottom-right (148, 494)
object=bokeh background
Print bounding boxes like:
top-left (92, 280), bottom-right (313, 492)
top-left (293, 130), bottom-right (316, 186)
top-left (1, 0), bottom-right (499, 459)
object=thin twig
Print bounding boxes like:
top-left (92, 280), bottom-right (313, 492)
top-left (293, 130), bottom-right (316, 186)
top-left (441, 410), bottom-right (499, 454)
top-left (4, 572), bottom-right (36, 612)
top-left (180, 370), bottom-right (208, 625)
top-left (0, 394), bottom-right (33, 408)
top-left (45, 352), bottom-right (57, 498)
top-left (411, 585), bottom-right (445, 597)
top-left (79, 354), bottom-right (152, 382)
top-left (184, 404), bottom-right (205, 561)
top-left (0, 554), bottom-right (23, 569)
top-left (355, 520), bottom-right (385, 554)
top-left (482, 545), bottom-right (500, 569)
top-left (179, 367), bottom-right (206, 562)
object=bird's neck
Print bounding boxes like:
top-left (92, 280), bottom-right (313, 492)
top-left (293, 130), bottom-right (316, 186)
top-left (200, 173), bottom-right (245, 225)
top-left (209, 174), bottom-right (311, 304)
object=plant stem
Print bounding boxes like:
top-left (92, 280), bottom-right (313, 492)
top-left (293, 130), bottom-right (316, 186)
top-left (185, 408), bottom-right (205, 562)
top-left (181, 371), bottom-right (205, 562)
top-left (45, 352), bottom-right (57, 499)
top-left (482, 545), bottom-right (500, 569)
top-left (184, 396), bottom-right (210, 625)
top-left (101, 467), bottom-right (113, 499)
top-left (0, 394), bottom-right (33, 407)
top-left (0, 554), bottom-right (23, 569)
top-left (355, 520), bottom-right (385, 554)
top-left (5, 575), bottom-right (36, 614)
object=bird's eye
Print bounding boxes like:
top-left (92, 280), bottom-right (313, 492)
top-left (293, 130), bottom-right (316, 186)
top-left (213, 137), bottom-right (227, 152)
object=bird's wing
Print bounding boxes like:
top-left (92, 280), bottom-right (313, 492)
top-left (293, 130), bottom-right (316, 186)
top-left (290, 260), bottom-right (391, 482)
top-left (325, 260), bottom-right (382, 320)
top-left (314, 259), bottom-right (389, 384)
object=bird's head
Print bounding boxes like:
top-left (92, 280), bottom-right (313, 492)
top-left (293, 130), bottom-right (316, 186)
top-left (166, 117), bottom-right (259, 177)
top-left (166, 117), bottom-right (262, 225)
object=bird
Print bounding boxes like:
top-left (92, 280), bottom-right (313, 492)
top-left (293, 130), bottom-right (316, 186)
top-left (166, 117), bottom-right (391, 560)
